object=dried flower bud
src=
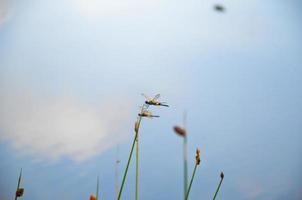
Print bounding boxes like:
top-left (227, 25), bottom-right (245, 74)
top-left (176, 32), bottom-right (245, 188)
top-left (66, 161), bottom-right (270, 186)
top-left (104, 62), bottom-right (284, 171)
top-left (220, 172), bottom-right (224, 179)
top-left (90, 195), bottom-right (97, 200)
top-left (195, 148), bottom-right (201, 165)
top-left (16, 188), bottom-right (24, 197)
top-left (173, 126), bottom-right (186, 137)
top-left (134, 121), bottom-right (139, 132)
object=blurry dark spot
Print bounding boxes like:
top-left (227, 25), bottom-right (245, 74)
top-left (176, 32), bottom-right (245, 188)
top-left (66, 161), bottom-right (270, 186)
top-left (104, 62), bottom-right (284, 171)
top-left (173, 126), bottom-right (186, 137)
top-left (220, 172), bottom-right (224, 179)
top-left (16, 188), bottom-right (24, 197)
top-left (214, 4), bottom-right (225, 13)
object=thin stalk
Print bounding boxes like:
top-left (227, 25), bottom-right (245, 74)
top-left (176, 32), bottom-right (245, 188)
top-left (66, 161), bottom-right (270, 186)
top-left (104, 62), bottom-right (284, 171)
top-left (183, 136), bottom-right (188, 200)
top-left (14, 168), bottom-right (22, 200)
top-left (117, 131), bottom-right (138, 200)
top-left (135, 105), bottom-right (144, 200)
top-left (213, 173), bottom-right (224, 200)
top-left (96, 176), bottom-right (99, 200)
top-left (183, 111), bottom-right (188, 200)
top-left (185, 164), bottom-right (197, 200)
top-left (117, 115), bottom-right (142, 200)
top-left (135, 132), bottom-right (139, 200)
top-left (115, 146), bottom-right (120, 199)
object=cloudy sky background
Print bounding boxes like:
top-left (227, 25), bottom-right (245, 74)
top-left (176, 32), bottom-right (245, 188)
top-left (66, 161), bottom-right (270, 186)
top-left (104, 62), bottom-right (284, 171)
top-left (0, 0), bottom-right (302, 199)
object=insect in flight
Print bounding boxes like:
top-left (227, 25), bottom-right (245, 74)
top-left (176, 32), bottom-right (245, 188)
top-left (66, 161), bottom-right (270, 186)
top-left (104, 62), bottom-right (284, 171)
top-left (142, 94), bottom-right (169, 107)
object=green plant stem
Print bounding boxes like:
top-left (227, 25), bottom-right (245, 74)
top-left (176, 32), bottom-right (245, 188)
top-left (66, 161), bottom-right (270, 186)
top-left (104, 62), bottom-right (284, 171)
top-left (135, 105), bottom-right (144, 200)
top-left (117, 130), bottom-right (138, 200)
top-left (115, 146), bottom-right (120, 199)
top-left (15, 168), bottom-right (22, 200)
top-left (185, 164), bottom-right (198, 200)
top-left (183, 136), bottom-right (188, 200)
top-left (117, 112), bottom-right (143, 200)
top-left (96, 176), bottom-right (99, 200)
top-left (135, 114), bottom-right (143, 200)
top-left (213, 177), bottom-right (224, 200)
top-left (135, 132), bottom-right (139, 200)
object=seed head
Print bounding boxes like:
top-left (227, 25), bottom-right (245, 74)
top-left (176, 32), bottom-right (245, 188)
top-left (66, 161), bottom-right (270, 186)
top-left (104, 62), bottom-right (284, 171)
top-left (90, 195), bottom-right (97, 200)
top-left (195, 148), bottom-right (201, 165)
top-left (16, 188), bottom-right (24, 197)
top-left (220, 172), bottom-right (224, 179)
top-left (173, 126), bottom-right (186, 137)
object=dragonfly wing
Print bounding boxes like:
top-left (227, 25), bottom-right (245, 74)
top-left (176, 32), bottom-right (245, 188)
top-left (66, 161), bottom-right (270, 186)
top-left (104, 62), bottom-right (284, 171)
top-left (141, 93), bottom-right (151, 101)
top-left (152, 94), bottom-right (160, 101)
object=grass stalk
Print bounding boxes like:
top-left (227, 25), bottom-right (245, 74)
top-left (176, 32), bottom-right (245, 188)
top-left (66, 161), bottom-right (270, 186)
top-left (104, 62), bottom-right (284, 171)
top-left (135, 132), bottom-right (139, 200)
top-left (185, 164), bottom-right (197, 200)
top-left (96, 176), bottom-right (99, 200)
top-left (213, 172), bottom-right (224, 200)
top-left (183, 136), bottom-right (188, 200)
top-left (14, 168), bottom-right (22, 200)
top-left (117, 130), bottom-right (138, 200)
top-left (135, 105), bottom-right (145, 200)
top-left (117, 114), bottom-right (142, 200)
top-left (185, 148), bottom-right (200, 200)
top-left (183, 111), bottom-right (188, 200)
top-left (115, 146), bottom-right (120, 199)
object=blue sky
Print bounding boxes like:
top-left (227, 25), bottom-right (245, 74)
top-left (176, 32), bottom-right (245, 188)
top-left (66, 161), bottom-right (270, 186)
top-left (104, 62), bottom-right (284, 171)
top-left (0, 0), bottom-right (302, 199)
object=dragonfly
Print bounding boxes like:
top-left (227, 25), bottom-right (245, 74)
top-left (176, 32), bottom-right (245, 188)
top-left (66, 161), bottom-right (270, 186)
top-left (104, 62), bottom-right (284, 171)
top-left (142, 94), bottom-right (169, 107)
top-left (138, 110), bottom-right (160, 118)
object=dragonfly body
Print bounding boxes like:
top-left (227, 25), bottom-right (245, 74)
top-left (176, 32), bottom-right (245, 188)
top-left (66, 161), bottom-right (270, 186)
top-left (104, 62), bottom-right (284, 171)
top-left (145, 101), bottom-right (169, 107)
top-left (138, 111), bottom-right (159, 118)
top-left (142, 94), bottom-right (169, 107)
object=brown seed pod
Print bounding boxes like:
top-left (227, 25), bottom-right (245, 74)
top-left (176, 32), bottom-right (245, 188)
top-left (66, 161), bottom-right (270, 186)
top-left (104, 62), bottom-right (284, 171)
top-left (16, 188), bottom-right (24, 197)
top-left (90, 195), bottom-right (97, 200)
top-left (195, 148), bottom-right (201, 165)
top-left (173, 126), bottom-right (186, 137)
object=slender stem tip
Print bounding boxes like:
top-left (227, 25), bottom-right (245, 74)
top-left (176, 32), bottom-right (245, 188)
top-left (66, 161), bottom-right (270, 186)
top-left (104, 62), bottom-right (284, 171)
top-left (195, 148), bottom-right (201, 165)
top-left (220, 172), bottom-right (224, 179)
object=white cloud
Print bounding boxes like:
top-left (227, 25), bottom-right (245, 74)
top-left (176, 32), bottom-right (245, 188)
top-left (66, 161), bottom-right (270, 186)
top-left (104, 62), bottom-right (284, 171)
top-left (0, 88), bottom-right (132, 162)
top-left (0, 0), bottom-right (12, 25)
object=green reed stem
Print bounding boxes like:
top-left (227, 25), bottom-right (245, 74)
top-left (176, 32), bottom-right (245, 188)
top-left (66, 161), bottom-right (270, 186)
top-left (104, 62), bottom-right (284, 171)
top-left (135, 105), bottom-right (145, 200)
top-left (135, 112), bottom-right (143, 200)
top-left (117, 112), bottom-right (143, 200)
top-left (213, 173), bottom-right (224, 200)
top-left (96, 176), bottom-right (99, 200)
top-left (14, 168), bottom-right (22, 200)
top-left (135, 134), bottom-right (139, 200)
top-left (117, 131), bottom-right (138, 200)
top-left (183, 136), bottom-right (188, 200)
top-left (185, 164), bottom-right (198, 200)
